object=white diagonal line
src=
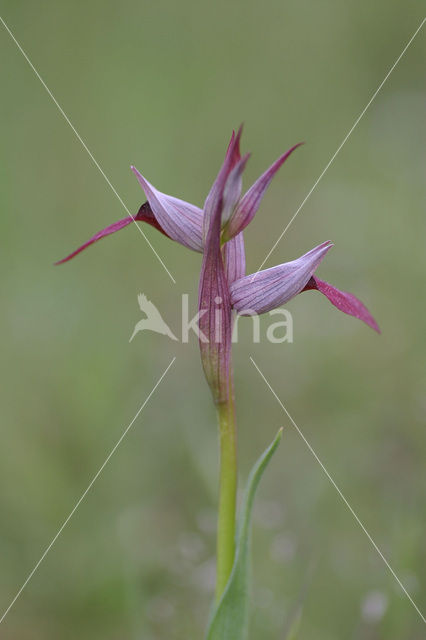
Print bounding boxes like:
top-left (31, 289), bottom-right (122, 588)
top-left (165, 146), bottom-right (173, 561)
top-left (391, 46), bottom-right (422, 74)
top-left (0, 15), bottom-right (176, 284)
top-left (250, 356), bottom-right (426, 624)
top-left (0, 357), bottom-right (176, 625)
top-left (254, 17), bottom-right (426, 277)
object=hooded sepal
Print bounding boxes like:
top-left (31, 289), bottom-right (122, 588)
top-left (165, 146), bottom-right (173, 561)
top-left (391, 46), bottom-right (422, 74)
top-left (131, 166), bottom-right (204, 252)
top-left (203, 127), bottom-right (243, 242)
top-left (230, 241), bottom-right (332, 315)
top-left (221, 153), bottom-right (250, 227)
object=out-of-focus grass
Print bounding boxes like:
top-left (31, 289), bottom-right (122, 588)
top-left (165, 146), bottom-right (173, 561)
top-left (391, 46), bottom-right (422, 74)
top-left (0, 1), bottom-right (425, 638)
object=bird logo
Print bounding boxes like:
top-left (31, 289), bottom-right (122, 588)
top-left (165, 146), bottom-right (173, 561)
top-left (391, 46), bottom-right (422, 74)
top-left (129, 294), bottom-right (178, 342)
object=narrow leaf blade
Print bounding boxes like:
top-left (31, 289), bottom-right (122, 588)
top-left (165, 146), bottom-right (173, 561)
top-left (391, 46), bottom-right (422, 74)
top-left (206, 429), bottom-right (283, 640)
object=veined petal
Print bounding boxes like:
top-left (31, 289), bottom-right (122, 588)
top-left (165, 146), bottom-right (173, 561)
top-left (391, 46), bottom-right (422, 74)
top-left (223, 143), bottom-right (303, 241)
top-left (203, 127), bottom-right (243, 242)
top-left (223, 231), bottom-right (246, 285)
top-left (198, 169), bottom-right (233, 405)
top-left (131, 166), bottom-right (204, 252)
top-left (225, 124), bottom-right (243, 169)
top-left (221, 153), bottom-right (250, 226)
top-left (230, 241), bottom-right (332, 315)
top-left (55, 202), bottom-right (167, 265)
top-left (303, 276), bottom-right (380, 332)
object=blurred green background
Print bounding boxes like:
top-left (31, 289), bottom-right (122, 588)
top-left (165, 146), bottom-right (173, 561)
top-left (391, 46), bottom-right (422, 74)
top-left (0, 1), bottom-right (425, 638)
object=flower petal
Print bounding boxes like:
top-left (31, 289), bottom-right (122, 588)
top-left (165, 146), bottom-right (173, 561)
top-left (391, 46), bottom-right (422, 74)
top-left (223, 143), bottom-right (303, 241)
top-left (198, 166), bottom-right (234, 405)
top-left (55, 202), bottom-right (168, 265)
top-left (230, 241), bottom-right (332, 315)
top-left (302, 276), bottom-right (380, 332)
top-left (131, 166), bottom-right (204, 252)
top-left (223, 231), bottom-right (246, 285)
top-left (203, 127), bottom-right (243, 242)
top-left (221, 153), bottom-right (250, 226)
top-left (225, 124), bottom-right (243, 168)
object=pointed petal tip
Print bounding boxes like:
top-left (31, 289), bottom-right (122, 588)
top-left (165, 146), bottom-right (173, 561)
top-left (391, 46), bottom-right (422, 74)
top-left (54, 248), bottom-right (85, 266)
top-left (277, 141), bottom-right (304, 162)
top-left (227, 129), bottom-right (236, 152)
top-left (131, 166), bottom-right (147, 185)
top-left (358, 312), bottom-right (381, 333)
top-left (228, 124), bottom-right (244, 161)
top-left (365, 313), bottom-right (381, 333)
top-left (316, 240), bottom-right (334, 256)
top-left (240, 151), bottom-right (251, 167)
top-left (223, 141), bottom-right (306, 240)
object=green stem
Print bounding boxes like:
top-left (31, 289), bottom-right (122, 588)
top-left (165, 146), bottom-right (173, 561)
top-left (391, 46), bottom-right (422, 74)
top-left (215, 380), bottom-right (237, 601)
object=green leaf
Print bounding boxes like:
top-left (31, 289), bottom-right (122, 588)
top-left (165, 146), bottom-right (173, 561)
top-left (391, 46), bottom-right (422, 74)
top-left (206, 428), bottom-right (283, 640)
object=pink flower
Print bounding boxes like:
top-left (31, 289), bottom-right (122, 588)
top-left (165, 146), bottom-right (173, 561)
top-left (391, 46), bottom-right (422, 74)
top-left (57, 128), bottom-right (379, 402)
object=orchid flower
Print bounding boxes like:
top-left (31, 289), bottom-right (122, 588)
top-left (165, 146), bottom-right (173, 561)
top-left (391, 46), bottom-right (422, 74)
top-left (57, 128), bottom-right (378, 395)
top-left (57, 128), bottom-right (379, 615)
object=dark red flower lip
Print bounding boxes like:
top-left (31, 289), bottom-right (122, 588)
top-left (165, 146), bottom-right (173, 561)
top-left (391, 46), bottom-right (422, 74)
top-left (302, 276), bottom-right (381, 333)
top-left (54, 202), bottom-right (167, 265)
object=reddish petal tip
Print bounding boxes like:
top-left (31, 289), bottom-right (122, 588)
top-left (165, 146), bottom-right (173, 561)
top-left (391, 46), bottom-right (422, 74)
top-left (312, 240), bottom-right (334, 256)
top-left (281, 142), bottom-right (304, 157)
top-left (241, 151), bottom-right (251, 165)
